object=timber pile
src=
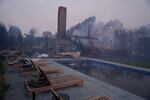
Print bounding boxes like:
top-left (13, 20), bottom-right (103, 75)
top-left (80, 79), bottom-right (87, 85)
top-left (25, 60), bottom-right (84, 96)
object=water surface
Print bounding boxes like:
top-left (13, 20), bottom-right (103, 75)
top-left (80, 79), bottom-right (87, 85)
top-left (56, 60), bottom-right (150, 99)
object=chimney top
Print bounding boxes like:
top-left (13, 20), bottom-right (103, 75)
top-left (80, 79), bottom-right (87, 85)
top-left (59, 6), bottom-right (66, 9)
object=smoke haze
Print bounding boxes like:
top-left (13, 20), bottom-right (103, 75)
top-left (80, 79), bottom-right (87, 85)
top-left (0, 0), bottom-right (150, 35)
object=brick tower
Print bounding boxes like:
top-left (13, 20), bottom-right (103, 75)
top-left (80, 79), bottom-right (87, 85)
top-left (53, 6), bottom-right (70, 53)
top-left (57, 6), bottom-right (67, 39)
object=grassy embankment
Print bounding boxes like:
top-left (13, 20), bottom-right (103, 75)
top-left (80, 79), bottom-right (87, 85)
top-left (98, 56), bottom-right (150, 69)
top-left (0, 59), bottom-right (7, 100)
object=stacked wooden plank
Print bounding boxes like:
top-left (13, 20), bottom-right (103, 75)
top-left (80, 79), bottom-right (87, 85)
top-left (91, 96), bottom-right (112, 100)
top-left (20, 59), bottom-right (38, 76)
top-left (25, 61), bottom-right (84, 96)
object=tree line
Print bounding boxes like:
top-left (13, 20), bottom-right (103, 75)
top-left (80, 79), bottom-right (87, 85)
top-left (0, 23), bottom-right (52, 56)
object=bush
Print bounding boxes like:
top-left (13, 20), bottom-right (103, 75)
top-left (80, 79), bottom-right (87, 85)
top-left (0, 59), bottom-right (7, 100)
top-left (0, 62), bottom-right (5, 75)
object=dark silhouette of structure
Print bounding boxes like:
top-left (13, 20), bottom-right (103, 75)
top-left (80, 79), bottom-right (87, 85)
top-left (57, 6), bottom-right (67, 39)
top-left (52, 6), bottom-right (70, 54)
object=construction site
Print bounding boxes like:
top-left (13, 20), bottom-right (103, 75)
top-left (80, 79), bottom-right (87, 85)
top-left (0, 4), bottom-right (150, 100)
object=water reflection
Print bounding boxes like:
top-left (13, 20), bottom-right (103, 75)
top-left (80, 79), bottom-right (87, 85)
top-left (57, 60), bottom-right (150, 99)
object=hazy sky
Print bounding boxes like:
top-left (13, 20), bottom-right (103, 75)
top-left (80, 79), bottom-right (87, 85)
top-left (0, 0), bottom-right (150, 35)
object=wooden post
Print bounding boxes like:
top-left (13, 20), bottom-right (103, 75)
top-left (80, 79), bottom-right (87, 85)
top-left (32, 92), bottom-right (36, 100)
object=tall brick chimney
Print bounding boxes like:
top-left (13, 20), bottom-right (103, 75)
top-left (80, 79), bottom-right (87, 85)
top-left (57, 6), bottom-right (67, 39)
